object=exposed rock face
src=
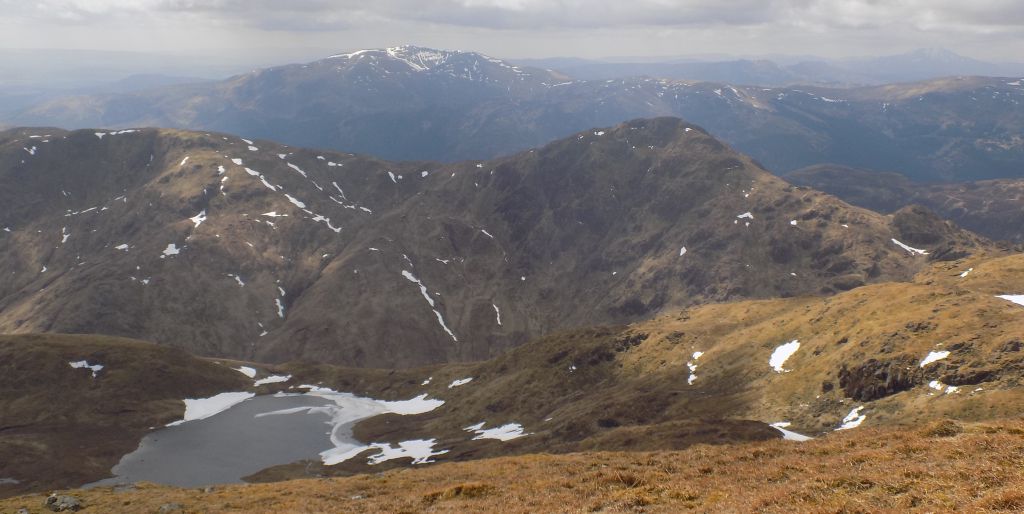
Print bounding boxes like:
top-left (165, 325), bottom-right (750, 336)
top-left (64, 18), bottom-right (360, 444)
top-left (839, 357), bottom-right (923, 402)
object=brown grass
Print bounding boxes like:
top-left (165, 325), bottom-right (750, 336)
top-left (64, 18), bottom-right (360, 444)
top-left (0, 334), bottom-right (250, 496)
top-left (5, 420), bottom-right (1024, 513)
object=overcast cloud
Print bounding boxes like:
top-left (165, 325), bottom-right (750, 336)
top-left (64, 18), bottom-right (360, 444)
top-left (0, 0), bottom-right (1022, 62)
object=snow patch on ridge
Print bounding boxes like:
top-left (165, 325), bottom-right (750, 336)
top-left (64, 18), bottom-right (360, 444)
top-left (161, 243), bottom-right (181, 258)
top-left (254, 374), bottom-right (292, 386)
top-left (769, 340), bottom-right (800, 373)
top-left (464, 422), bottom-right (529, 441)
top-left (69, 360), bottom-right (104, 378)
top-left (996, 295), bottom-right (1024, 307)
top-left (401, 270), bottom-right (457, 342)
top-left (687, 351), bottom-right (703, 385)
top-left (770, 422), bottom-right (812, 441)
top-left (190, 210), bottom-right (207, 228)
top-left (836, 406), bottom-right (866, 430)
top-left (235, 366), bottom-right (256, 378)
top-left (448, 377), bottom-right (473, 388)
top-left (920, 350), bottom-right (950, 367)
top-left (892, 238), bottom-right (928, 255)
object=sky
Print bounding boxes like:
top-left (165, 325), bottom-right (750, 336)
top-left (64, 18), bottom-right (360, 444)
top-left (0, 0), bottom-right (1023, 64)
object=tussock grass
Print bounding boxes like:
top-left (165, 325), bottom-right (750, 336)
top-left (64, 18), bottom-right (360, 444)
top-left (6, 420), bottom-right (1024, 513)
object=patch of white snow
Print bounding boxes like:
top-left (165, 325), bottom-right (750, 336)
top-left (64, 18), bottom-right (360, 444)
top-left (254, 374), bottom-right (292, 386)
top-left (835, 406), bottom-right (866, 430)
top-left (769, 340), bottom-right (800, 373)
top-left (770, 422), bottom-right (813, 441)
top-left (996, 295), bottom-right (1024, 307)
top-left (448, 377), bottom-right (473, 388)
top-left (465, 422), bottom-right (529, 441)
top-left (235, 366), bottom-right (256, 378)
top-left (166, 392), bottom-right (255, 426)
top-left (892, 238), bottom-right (928, 255)
top-left (68, 360), bottom-right (104, 378)
top-left (920, 350), bottom-right (950, 367)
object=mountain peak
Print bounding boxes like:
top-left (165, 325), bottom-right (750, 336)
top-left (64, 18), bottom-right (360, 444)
top-left (326, 45), bottom-right (490, 72)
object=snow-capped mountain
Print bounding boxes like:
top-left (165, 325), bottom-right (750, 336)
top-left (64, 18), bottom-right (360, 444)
top-left (9, 47), bottom-right (1024, 182)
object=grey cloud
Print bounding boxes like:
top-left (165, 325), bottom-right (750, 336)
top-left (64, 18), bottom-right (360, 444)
top-left (3, 0), bottom-right (1024, 35)
top-left (152, 0), bottom-right (1024, 32)
top-left (146, 0), bottom-right (780, 31)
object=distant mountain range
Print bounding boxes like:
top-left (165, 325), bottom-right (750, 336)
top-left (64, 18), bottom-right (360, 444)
top-left (787, 164), bottom-right (1024, 243)
top-left (7, 46), bottom-right (1024, 182)
top-left (516, 48), bottom-right (1024, 86)
top-left (0, 118), bottom-right (985, 367)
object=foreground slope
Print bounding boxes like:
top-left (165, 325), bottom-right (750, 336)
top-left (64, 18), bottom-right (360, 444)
top-left (248, 254), bottom-right (1023, 480)
top-left (10, 46), bottom-right (1024, 181)
top-left (1, 254), bottom-right (1020, 496)
top-left (6, 421), bottom-right (1024, 513)
top-left (788, 163), bottom-right (1024, 243)
top-left (1, 118), bottom-right (980, 367)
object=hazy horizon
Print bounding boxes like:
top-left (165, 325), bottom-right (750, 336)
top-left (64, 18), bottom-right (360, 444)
top-left (1, 1), bottom-right (1024, 64)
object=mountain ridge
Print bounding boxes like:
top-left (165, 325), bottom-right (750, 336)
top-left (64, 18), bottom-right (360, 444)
top-left (515, 47), bottom-right (1024, 86)
top-left (7, 47), bottom-right (1024, 181)
top-left (0, 118), bottom-right (989, 367)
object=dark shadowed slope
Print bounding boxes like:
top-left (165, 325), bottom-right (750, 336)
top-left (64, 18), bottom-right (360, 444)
top-left (788, 164), bottom-right (1024, 243)
top-left (0, 119), bottom-right (990, 367)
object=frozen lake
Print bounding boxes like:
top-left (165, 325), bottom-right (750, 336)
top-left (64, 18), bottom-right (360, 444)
top-left (86, 387), bottom-right (447, 489)
top-left (88, 394), bottom-right (350, 488)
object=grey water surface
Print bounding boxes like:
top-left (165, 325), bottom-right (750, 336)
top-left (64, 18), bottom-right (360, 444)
top-left (88, 394), bottom-right (344, 488)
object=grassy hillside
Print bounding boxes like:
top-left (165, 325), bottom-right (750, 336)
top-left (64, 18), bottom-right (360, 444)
top-left (2, 253), bottom-right (1021, 498)
top-left (239, 253), bottom-right (1024, 481)
top-left (0, 334), bottom-right (249, 496)
top-left (5, 420), bottom-right (1024, 512)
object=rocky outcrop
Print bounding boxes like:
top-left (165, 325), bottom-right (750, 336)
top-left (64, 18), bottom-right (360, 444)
top-left (44, 494), bottom-right (81, 512)
top-left (839, 356), bottom-right (923, 402)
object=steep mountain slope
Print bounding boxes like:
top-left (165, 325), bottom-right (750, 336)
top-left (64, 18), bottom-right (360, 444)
top-left (0, 119), bottom-right (989, 368)
top-left (9, 46), bottom-right (1024, 181)
top-left (788, 164), bottom-right (1024, 243)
